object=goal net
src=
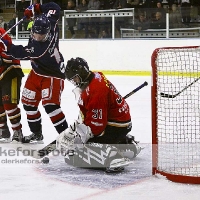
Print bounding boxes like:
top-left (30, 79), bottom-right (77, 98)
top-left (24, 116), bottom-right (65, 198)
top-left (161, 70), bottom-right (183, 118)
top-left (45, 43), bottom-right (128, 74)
top-left (151, 46), bottom-right (200, 184)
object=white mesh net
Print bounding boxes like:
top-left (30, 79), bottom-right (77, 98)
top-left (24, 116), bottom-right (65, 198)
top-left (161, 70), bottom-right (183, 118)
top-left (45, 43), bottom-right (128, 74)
top-left (153, 46), bottom-right (200, 179)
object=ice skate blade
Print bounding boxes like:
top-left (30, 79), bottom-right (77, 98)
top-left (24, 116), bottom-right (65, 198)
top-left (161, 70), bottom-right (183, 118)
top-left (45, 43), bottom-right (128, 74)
top-left (109, 160), bottom-right (133, 169)
top-left (0, 138), bottom-right (11, 143)
top-left (106, 167), bottom-right (125, 173)
top-left (29, 140), bottom-right (44, 144)
top-left (105, 160), bottom-right (133, 173)
top-left (11, 140), bottom-right (22, 144)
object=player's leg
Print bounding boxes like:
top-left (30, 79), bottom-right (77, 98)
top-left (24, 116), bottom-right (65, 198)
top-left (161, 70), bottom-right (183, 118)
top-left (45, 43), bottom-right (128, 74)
top-left (0, 105), bottom-right (11, 143)
top-left (42, 76), bottom-right (68, 134)
top-left (1, 73), bottom-right (23, 142)
top-left (21, 70), bottom-right (43, 143)
top-left (87, 124), bottom-right (142, 159)
top-left (4, 103), bottom-right (23, 142)
top-left (0, 81), bottom-right (11, 142)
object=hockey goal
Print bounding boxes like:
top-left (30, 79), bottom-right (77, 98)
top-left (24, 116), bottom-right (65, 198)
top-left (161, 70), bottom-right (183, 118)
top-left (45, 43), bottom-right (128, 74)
top-left (151, 46), bottom-right (200, 184)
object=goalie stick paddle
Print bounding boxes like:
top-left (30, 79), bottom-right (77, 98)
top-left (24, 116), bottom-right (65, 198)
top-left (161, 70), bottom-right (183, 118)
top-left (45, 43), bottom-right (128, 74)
top-left (160, 77), bottom-right (200, 98)
top-left (34, 81), bottom-right (149, 159)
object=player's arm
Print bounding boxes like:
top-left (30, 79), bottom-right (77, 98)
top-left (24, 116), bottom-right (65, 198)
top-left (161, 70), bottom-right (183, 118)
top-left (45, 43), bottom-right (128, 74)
top-left (56, 92), bottom-right (108, 154)
top-left (0, 38), bottom-right (29, 61)
top-left (56, 121), bottom-right (94, 156)
top-left (8, 44), bottom-right (31, 60)
top-left (0, 28), bottom-right (12, 53)
top-left (40, 2), bottom-right (61, 21)
top-left (0, 25), bottom-right (31, 60)
top-left (24, 2), bottom-right (60, 21)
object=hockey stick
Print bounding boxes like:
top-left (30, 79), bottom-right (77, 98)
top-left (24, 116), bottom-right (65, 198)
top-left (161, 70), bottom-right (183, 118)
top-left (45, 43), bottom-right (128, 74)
top-left (0, 16), bottom-right (26, 39)
top-left (123, 81), bottom-right (148, 99)
top-left (160, 77), bottom-right (200, 98)
top-left (31, 81), bottom-right (149, 159)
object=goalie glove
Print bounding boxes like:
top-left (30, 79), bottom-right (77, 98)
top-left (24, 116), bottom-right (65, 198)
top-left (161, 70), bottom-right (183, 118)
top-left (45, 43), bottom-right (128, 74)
top-left (56, 127), bottom-right (78, 156)
top-left (56, 121), bottom-right (93, 156)
top-left (67, 120), bottom-right (94, 144)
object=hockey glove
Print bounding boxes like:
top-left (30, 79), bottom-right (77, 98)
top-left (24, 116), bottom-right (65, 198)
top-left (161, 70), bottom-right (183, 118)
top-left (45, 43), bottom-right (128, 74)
top-left (34, 4), bottom-right (41, 15)
top-left (24, 5), bottom-right (34, 19)
top-left (24, 4), bottom-right (41, 19)
top-left (56, 121), bottom-right (93, 156)
top-left (56, 127), bottom-right (78, 156)
top-left (0, 39), bottom-right (7, 54)
top-left (74, 123), bottom-right (94, 144)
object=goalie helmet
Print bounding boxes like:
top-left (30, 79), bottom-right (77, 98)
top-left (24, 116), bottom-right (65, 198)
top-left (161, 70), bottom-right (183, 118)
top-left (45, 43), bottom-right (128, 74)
top-left (65, 57), bottom-right (90, 87)
top-left (31, 14), bottom-right (51, 42)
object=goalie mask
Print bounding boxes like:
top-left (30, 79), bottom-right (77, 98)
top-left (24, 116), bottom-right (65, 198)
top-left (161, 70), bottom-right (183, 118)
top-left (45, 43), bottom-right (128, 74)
top-left (31, 14), bottom-right (51, 42)
top-left (65, 57), bottom-right (90, 87)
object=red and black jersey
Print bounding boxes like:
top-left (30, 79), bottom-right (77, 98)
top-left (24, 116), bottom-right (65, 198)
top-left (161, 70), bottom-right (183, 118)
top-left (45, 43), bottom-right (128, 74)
top-left (0, 28), bottom-right (22, 80)
top-left (78, 72), bottom-right (131, 136)
top-left (0, 28), bottom-right (12, 45)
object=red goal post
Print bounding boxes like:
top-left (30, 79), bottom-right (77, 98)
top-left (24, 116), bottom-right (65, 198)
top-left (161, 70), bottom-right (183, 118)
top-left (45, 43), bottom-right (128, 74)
top-left (151, 45), bottom-right (200, 184)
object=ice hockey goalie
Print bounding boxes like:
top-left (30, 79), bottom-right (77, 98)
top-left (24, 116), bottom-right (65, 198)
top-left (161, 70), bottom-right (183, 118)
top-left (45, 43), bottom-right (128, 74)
top-left (56, 57), bottom-right (142, 172)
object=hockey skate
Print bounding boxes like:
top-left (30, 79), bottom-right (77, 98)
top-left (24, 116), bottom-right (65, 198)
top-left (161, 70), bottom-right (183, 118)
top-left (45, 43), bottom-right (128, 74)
top-left (23, 130), bottom-right (44, 144)
top-left (104, 145), bottom-right (133, 173)
top-left (117, 134), bottom-right (142, 160)
top-left (12, 129), bottom-right (23, 143)
top-left (0, 126), bottom-right (11, 143)
top-left (105, 157), bottom-right (132, 173)
top-left (127, 134), bottom-right (142, 157)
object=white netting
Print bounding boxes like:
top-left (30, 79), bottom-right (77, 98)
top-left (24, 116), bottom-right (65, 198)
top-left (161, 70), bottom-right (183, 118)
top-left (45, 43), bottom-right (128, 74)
top-left (154, 47), bottom-right (200, 177)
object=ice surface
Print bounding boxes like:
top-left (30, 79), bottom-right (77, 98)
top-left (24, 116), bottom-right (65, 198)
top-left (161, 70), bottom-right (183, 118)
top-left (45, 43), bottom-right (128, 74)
top-left (0, 75), bottom-right (200, 200)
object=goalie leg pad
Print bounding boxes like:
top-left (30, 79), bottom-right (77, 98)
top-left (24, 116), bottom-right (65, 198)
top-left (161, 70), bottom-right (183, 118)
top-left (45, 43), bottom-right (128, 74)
top-left (65, 143), bottom-right (110, 169)
top-left (64, 142), bottom-right (131, 171)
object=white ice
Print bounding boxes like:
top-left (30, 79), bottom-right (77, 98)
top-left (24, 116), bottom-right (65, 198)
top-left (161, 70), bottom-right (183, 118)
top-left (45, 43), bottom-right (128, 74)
top-left (0, 75), bottom-right (200, 200)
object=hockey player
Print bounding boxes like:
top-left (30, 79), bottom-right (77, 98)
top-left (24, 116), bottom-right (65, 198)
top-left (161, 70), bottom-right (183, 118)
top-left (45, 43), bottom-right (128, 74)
top-left (0, 2), bottom-right (68, 143)
top-left (56, 57), bottom-right (141, 172)
top-left (0, 28), bottom-right (24, 143)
